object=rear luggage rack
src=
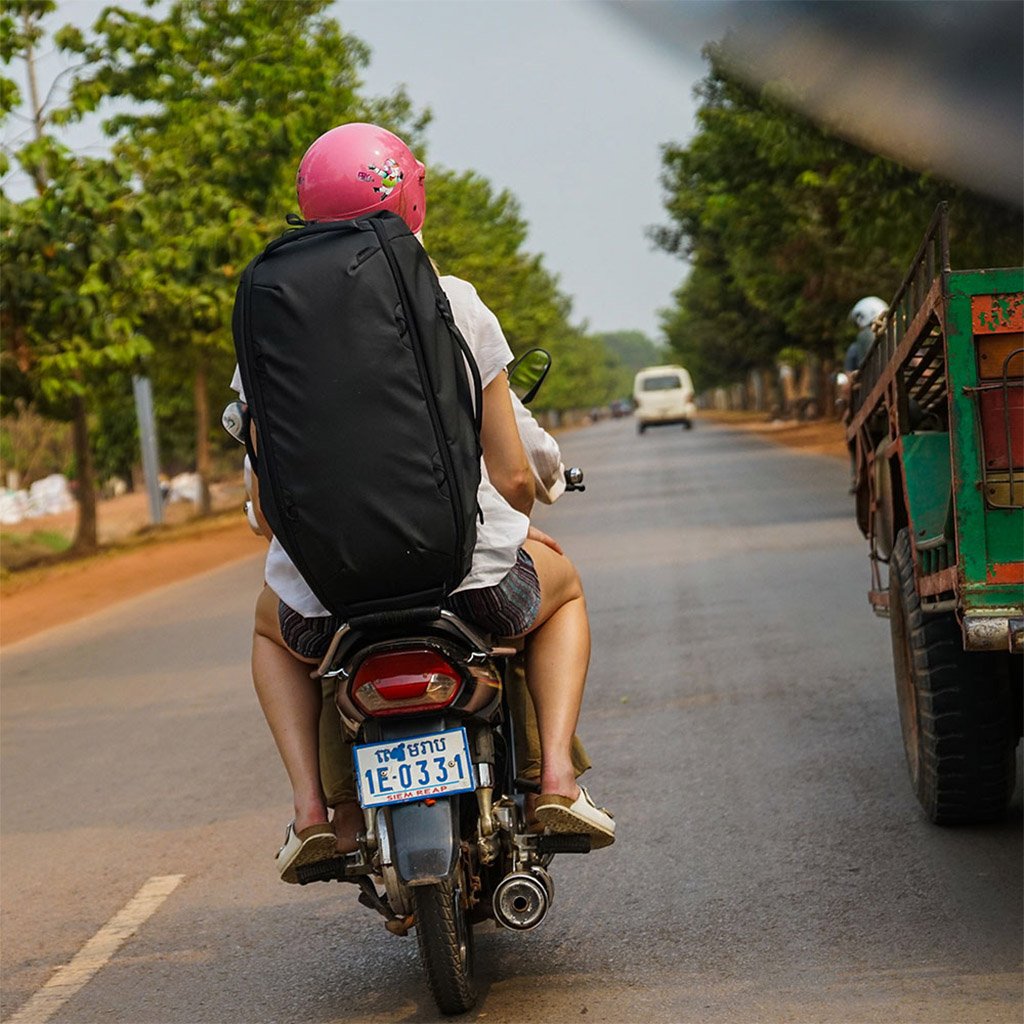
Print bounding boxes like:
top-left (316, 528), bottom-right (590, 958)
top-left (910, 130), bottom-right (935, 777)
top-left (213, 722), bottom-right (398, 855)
top-left (314, 609), bottom-right (501, 678)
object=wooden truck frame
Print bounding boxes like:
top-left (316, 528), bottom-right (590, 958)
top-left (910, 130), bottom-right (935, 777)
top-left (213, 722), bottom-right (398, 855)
top-left (847, 203), bottom-right (1022, 824)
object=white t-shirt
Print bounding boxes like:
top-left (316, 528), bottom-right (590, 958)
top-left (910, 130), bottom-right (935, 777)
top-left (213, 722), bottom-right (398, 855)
top-left (231, 274), bottom-right (529, 617)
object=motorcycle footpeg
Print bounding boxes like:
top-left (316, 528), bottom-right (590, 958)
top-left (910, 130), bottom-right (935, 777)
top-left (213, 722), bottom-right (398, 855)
top-left (295, 856), bottom-right (350, 885)
top-left (533, 833), bottom-right (592, 854)
top-left (295, 853), bottom-right (369, 885)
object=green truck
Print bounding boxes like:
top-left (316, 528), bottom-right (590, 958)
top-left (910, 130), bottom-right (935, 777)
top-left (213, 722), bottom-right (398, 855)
top-left (847, 203), bottom-right (1022, 824)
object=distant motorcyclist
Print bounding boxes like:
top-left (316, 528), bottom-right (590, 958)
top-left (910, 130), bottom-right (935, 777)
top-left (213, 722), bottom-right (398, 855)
top-left (845, 296), bottom-right (888, 375)
top-left (843, 296), bottom-right (888, 489)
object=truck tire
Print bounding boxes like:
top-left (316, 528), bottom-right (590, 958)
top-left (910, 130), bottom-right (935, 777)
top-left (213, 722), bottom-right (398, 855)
top-left (414, 876), bottom-right (476, 1015)
top-left (889, 529), bottom-right (1017, 824)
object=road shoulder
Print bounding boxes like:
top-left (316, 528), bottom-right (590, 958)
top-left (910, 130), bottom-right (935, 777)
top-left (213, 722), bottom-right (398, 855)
top-left (1, 517), bottom-right (263, 647)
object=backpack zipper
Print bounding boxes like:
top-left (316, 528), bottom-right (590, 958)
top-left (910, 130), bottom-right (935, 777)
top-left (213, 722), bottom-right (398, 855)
top-left (370, 219), bottom-right (468, 587)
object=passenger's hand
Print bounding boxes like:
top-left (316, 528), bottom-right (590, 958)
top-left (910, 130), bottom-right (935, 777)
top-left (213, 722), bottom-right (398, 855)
top-left (527, 524), bottom-right (563, 555)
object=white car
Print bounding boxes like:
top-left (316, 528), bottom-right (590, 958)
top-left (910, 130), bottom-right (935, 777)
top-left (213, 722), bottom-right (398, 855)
top-left (632, 365), bottom-right (697, 434)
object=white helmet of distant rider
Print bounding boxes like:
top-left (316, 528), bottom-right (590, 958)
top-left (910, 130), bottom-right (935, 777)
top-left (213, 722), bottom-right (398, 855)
top-left (848, 296), bottom-right (887, 330)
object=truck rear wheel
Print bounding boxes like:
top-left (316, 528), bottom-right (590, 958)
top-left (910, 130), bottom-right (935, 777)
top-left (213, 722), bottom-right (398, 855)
top-left (889, 529), bottom-right (1017, 824)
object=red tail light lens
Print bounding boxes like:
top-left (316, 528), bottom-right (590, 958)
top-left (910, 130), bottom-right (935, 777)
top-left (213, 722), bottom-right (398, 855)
top-left (351, 649), bottom-right (462, 716)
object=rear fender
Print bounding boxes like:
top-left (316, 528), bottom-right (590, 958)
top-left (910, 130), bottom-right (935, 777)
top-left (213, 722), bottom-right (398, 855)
top-left (385, 798), bottom-right (459, 885)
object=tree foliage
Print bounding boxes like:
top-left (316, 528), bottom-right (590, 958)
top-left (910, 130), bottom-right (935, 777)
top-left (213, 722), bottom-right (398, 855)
top-left (1, 0), bottom-right (149, 550)
top-left (55, 0), bottom-right (428, 511)
top-left (655, 45), bottom-right (1024, 389)
top-left (594, 331), bottom-right (663, 374)
top-left (1, 0), bottom-right (632, 546)
top-left (426, 168), bottom-right (621, 410)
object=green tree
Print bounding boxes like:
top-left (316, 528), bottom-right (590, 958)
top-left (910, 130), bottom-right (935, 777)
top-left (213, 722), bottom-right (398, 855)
top-left (426, 168), bottom-right (618, 410)
top-left (60, 0), bottom-right (427, 512)
top-left (2, 1), bottom-right (148, 552)
top-left (655, 45), bottom-right (1024, 390)
top-left (0, 143), bottom-right (149, 551)
top-left (660, 244), bottom-right (788, 390)
top-left (594, 331), bottom-right (664, 374)
top-left (427, 168), bottom-right (577, 355)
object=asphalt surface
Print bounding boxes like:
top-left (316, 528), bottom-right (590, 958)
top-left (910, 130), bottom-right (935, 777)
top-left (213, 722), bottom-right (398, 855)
top-left (2, 417), bottom-right (1021, 1024)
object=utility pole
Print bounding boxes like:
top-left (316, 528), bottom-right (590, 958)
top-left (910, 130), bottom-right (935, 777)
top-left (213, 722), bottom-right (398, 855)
top-left (132, 375), bottom-right (164, 525)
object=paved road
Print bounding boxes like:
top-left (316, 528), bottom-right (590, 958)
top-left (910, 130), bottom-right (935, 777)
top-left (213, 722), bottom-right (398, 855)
top-left (2, 418), bottom-right (1020, 1024)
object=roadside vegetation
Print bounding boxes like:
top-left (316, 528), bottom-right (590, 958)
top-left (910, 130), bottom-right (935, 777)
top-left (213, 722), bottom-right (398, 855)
top-left (0, 0), bottom-right (636, 558)
top-left (653, 44), bottom-right (1023, 408)
top-left (0, 527), bottom-right (68, 572)
top-left (4, 5), bottom-right (1019, 566)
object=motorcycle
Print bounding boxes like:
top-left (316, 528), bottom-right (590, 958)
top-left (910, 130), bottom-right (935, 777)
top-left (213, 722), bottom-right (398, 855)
top-left (295, 496), bottom-right (588, 1013)
top-left (224, 350), bottom-right (595, 1014)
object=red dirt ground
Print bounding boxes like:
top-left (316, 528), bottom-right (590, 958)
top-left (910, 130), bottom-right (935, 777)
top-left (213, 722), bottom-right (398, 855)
top-left (0, 482), bottom-right (263, 647)
top-left (0, 415), bottom-right (848, 648)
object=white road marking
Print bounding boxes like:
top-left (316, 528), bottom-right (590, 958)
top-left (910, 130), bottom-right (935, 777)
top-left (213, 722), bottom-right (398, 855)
top-left (8, 874), bottom-right (185, 1024)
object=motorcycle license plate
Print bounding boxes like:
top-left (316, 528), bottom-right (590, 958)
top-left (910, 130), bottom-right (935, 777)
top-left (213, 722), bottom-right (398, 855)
top-left (353, 727), bottom-right (475, 809)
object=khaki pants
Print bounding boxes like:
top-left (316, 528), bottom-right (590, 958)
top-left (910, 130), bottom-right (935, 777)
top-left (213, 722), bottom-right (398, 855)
top-left (320, 653), bottom-right (591, 805)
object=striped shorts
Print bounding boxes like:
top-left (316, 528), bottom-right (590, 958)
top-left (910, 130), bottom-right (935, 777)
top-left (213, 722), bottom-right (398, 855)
top-left (446, 548), bottom-right (541, 639)
top-left (278, 549), bottom-right (542, 660)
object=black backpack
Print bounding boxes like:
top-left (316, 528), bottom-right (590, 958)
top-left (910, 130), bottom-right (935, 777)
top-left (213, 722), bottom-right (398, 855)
top-left (232, 211), bottom-right (482, 620)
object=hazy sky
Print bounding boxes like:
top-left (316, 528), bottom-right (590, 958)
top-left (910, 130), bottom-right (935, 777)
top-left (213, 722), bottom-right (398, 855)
top-left (5, 1), bottom-right (722, 339)
top-left (335, 2), bottom-right (710, 339)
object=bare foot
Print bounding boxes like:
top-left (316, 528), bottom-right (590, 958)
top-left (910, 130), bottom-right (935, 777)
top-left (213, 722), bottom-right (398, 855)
top-left (539, 765), bottom-right (580, 803)
top-left (331, 800), bottom-right (363, 854)
top-left (294, 799), bottom-right (329, 834)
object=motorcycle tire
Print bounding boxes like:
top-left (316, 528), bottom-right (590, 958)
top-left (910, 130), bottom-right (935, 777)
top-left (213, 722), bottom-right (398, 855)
top-left (889, 528), bottom-right (1017, 824)
top-left (414, 876), bottom-right (477, 1014)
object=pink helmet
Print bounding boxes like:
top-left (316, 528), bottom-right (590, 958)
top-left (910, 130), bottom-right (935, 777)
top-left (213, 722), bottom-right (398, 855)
top-left (296, 123), bottom-right (426, 233)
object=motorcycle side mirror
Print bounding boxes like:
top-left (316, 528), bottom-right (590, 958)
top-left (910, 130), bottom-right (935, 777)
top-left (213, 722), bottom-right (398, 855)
top-left (508, 348), bottom-right (551, 406)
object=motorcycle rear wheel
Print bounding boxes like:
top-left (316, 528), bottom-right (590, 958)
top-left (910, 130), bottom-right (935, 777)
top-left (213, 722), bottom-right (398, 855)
top-left (414, 876), bottom-right (477, 1014)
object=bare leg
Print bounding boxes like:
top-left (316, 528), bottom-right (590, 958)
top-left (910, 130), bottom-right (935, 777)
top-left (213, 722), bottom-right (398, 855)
top-left (252, 587), bottom-right (328, 831)
top-left (521, 539), bottom-right (591, 800)
top-left (331, 800), bottom-right (364, 855)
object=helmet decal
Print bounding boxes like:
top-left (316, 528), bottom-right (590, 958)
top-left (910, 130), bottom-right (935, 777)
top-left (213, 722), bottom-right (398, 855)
top-left (358, 158), bottom-right (404, 201)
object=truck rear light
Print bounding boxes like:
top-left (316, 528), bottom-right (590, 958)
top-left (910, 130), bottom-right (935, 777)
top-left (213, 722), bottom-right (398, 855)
top-left (978, 386), bottom-right (1024, 470)
top-left (974, 332), bottom-right (1023, 506)
top-left (351, 649), bottom-right (462, 716)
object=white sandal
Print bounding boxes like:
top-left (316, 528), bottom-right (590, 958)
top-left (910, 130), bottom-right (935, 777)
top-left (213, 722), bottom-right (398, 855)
top-left (275, 821), bottom-right (337, 883)
top-left (534, 786), bottom-right (615, 849)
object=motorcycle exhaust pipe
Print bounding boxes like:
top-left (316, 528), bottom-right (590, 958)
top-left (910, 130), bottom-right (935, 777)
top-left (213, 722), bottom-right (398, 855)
top-left (492, 869), bottom-right (552, 931)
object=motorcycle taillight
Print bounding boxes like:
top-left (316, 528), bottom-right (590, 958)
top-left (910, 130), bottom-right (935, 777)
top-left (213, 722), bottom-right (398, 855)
top-left (351, 649), bottom-right (462, 717)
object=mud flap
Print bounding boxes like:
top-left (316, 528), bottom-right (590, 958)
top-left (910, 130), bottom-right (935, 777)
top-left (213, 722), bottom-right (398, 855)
top-left (386, 798), bottom-right (459, 885)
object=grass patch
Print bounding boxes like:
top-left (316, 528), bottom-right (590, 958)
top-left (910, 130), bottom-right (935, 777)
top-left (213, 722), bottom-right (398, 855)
top-left (1, 529), bottom-right (72, 572)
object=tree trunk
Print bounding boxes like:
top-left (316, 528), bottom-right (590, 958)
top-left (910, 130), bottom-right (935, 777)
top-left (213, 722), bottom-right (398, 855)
top-left (23, 11), bottom-right (49, 194)
top-left (194, 357), bottom-right (212, 516)
top-left (762, 367), bottom-right (780, 418)
top-left (822, 358), bottom-right (837, 419)
top-left (70, 396), bottom-right (98, 555)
